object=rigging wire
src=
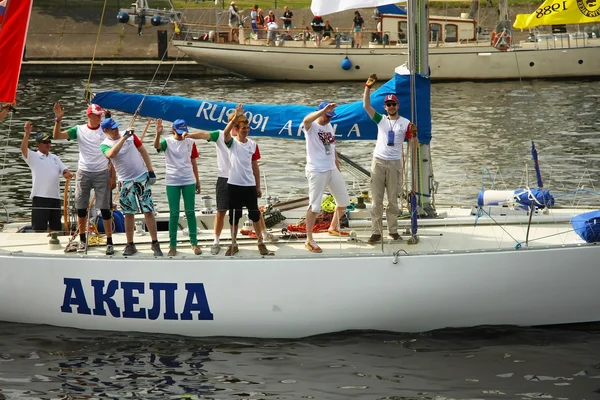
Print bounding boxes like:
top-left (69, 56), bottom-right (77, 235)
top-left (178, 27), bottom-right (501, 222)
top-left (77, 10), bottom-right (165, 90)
top-left (84, 0), bottom-right (110, 104)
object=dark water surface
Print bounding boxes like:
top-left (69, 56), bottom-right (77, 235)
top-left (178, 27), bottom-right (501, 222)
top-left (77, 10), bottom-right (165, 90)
top-left (0, 77), bottom-right (600, 399)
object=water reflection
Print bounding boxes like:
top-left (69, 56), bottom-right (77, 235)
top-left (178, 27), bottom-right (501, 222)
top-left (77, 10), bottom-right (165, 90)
top-left (1, 77), bottom-right (599, 219)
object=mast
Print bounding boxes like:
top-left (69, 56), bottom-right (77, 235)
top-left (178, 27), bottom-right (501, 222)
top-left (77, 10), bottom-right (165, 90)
top-left (408, 0), bottom-right (436, 224)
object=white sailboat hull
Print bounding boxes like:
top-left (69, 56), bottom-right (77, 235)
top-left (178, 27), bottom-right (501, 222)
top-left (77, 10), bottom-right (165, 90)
top-left (173, 40), bottom-right (600, 81)
top-left (1, 214), bottom-right (599, 338)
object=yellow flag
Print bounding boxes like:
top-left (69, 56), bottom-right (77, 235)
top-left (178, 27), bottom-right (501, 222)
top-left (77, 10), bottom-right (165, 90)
top-left (514, 0), bottom-right (600, 29)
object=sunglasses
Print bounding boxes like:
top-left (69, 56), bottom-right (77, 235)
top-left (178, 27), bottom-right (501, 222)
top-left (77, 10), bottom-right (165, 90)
top-left (40, 140), bottom-right (52, 144)
top-left (385, 102), bottom-right (398, 107)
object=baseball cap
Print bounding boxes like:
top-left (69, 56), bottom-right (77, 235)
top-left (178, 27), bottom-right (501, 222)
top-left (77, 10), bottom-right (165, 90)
top-left (317, 101), bottom-right (336, 118)
top-left (100, 118), bottom-right (120, 130)
top-left (87, 104), bottom-right (104, 116)
top-left (173, 119), bottom-right (188, 135)
top-left (384, 94), bottom-right (399, 104)
top-left (36, 132), bottom-right (52, 142)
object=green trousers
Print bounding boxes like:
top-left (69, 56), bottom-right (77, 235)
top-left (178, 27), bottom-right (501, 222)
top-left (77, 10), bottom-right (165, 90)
top-left (166, 184), bottom-right (197, 248)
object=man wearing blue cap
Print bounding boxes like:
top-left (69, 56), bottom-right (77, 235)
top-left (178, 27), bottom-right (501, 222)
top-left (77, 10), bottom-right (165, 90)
top-left (301, 101), bottom-right (350, 253)
top-left (100, 118), bottom-right (162, 257)
top-left (21, 121), bottom-right (72, 232)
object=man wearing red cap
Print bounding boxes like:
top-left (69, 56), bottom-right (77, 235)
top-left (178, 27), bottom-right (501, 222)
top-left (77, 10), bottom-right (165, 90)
top-left (363, 74), bottom-right (417, 244)
top-left (53, 102), bottom-right (115, 255)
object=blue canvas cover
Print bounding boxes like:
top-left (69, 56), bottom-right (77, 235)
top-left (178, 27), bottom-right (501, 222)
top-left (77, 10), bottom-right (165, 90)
top-left (514, 188), bottom-right (555, 209)
top-left (93, 72), bottom-right (432, 144)
top-left (571, 210), bottom-right (600, 243)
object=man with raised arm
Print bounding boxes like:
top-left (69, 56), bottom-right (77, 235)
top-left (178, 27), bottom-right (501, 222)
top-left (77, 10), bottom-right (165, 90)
top-left (100, 118), bottom-right (163, 257)
top-left (362, 74), bottom-right (416, 244)
top-left (53, 103), bottom-right (115, 255)
top-left (183, 117), bottom-right (278, 255)
top-left (21, 122), bottom-right (72, 232)
top-left (221, 104), bottom-right (271, 257)
top-left (302, 101), bottom-right (351, 253)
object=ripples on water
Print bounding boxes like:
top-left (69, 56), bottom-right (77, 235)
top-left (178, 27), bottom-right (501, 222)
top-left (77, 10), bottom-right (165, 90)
top-left (1, 322), bottom-right (600, 399)
top-left (1, 77), bottom-right (599, 218)
top-left (0, 77), bottom-right (600, 399)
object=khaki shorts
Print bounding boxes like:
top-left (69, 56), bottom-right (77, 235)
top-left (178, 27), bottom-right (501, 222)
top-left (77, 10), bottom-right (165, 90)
top-left (76, 169), bottom-right (111, 210)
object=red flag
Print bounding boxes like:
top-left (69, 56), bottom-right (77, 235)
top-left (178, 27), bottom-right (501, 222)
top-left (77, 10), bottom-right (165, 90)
top-left (0, 0), bottom-right (33, 103)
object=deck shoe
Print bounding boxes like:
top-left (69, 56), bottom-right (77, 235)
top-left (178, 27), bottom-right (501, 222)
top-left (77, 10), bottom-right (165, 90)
top-left (264, 232), bottom-right (280, 243)
top-left (210, 243), bottom-right (220, 255)
top-left (192, 245), bottom-right (202, 255)
top-left (305, 240), bottom-right (322, 253)
top-left (123, 243), bottom-right (137, 256)
top-left (328, 228), bottom-right (350, 237)
top-left (151, 242), bottom-right (163, 257)
top-left (168, 247), bottom-right (177, 257)
top-left (105, 244), bottom-right (115, 256)
top-left (225, 244), bottom-right (239, 256)
top-left (258, 243), bottom-right (272, 256)
top-left (389, 233), bottom-right (402, 241)
top-left (77, 241), bottom-right (87, 253)
top-left (367, 234), bottom-right (382, 244)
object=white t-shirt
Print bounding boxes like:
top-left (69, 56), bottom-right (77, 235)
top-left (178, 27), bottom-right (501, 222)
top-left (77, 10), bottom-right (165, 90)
top-left (67, 124), bottom-right (108, 173)
top-left (158, 136), bottom-right (199, 186)
top-left (23, 150), bottom-right (68, 199)
top-left (372, 112), bottom-right (411, 161)
top-left (100, 134), bottom-right (147, 182)
top-left (226, 138), bottom-right (261, 187)
top-left (208, 130), bottom-right (230, 178)
top-left (304, 121), bottom-right (337, 173)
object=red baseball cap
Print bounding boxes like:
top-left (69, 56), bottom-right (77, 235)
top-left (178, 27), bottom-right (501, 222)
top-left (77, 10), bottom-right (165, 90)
top-left (86, 104), bottom-right (104, 116)
top-left (384, 94), bottom-right (398, 104)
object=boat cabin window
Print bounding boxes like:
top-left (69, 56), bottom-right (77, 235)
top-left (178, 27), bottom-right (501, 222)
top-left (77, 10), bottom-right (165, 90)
top-left (397, 21), bottom-right (407, 43)
top-left (430, 23), bottom-right (442, 42)
top-left (445, 24), bottom-right (458, 42)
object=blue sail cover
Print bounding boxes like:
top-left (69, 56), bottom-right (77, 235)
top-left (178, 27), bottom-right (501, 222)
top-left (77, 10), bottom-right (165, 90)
top-left (376, 4), bottom-right (407, 15)
top-left (93, 72), bottom-right (432, 144)
top-left (513, 188), bottom-right (554, 209)
top-left (571, 210), bottom-right (600, 243)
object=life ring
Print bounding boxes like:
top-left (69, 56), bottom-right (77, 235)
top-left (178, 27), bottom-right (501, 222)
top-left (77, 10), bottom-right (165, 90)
top-left (492, 30), bottom-right (511, 51)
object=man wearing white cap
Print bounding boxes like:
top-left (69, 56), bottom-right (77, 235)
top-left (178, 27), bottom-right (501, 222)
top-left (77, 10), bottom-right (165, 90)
top-left (363, 74), bottom-right (417, 244)
top-left (53, 102), bottom-right (115, 255)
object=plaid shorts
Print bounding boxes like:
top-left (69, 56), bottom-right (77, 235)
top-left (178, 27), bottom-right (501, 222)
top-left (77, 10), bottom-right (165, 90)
top-left (119, 172), bottom-right (155, 215)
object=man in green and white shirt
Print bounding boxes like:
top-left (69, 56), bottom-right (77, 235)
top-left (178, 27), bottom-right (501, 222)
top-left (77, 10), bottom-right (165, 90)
top-left (53, 103), bottom-right (115, 254)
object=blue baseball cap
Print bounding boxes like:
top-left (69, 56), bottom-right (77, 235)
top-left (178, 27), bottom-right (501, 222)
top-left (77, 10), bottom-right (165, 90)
top-left (36, 132), bottom-right (52, 142)
top-left (317, 101), bottom-right (336, 118)
top-left (100, 118), bottom-right (120, 130)
top-left (173, 119), bottom-right (188, 135)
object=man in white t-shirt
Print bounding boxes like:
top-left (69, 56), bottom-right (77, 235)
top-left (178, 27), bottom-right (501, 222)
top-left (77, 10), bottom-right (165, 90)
top-left (363, 74), bottom-right (417, 243)
top-left (184, 117), bottom-right (278, 255)
top-left (53, 103), bottom-right (115, 255)
top-left (21, 122), bottom-right (72, 232)
top-left (100, 118), bottom-right (163, 257)
top-left (222, 104), bottom-right (272, 257)
top-left (302, 101), bottom-right (351, 253)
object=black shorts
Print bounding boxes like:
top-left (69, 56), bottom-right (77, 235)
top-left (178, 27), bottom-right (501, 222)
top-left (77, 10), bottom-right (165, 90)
top-left (31, 196), bottom-right (62, 232)
top-left (216, 176), bottom-right (229, 211)
top-left (228, 184), bottom-right (259, 224)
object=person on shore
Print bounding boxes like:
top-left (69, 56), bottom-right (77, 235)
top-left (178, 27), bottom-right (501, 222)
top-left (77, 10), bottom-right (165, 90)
top-left (302, 101), bottom-right (351, 253)
top-left (362, 74), bottom-right (416, 243)
top-left (311, 15), bottom-right (325, 47)
top-left (21, 122), bottom-right (72, 233)
top-left (221, 104), bottom-right (271, 257)
top-left (282, 6), bottom-right (293, 32)
top-left (257, 8), bottom-right (265, 38)
top-left (100, 118), bottom-right (163, 257)
top-left (265, 16), bottom-right (278, 46)
top-left (153, 118), bottom-right (201, 257)
top-left (53, 103), bottom-right (115, 255)
top-left (228, 1), bottom-right (241, 42)
top-left (323, 20), bottom-right (335, 41)
top-left (352, 11), bottom-right (365, 48)
top-left (183, 117), bottom-right (278, 255)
